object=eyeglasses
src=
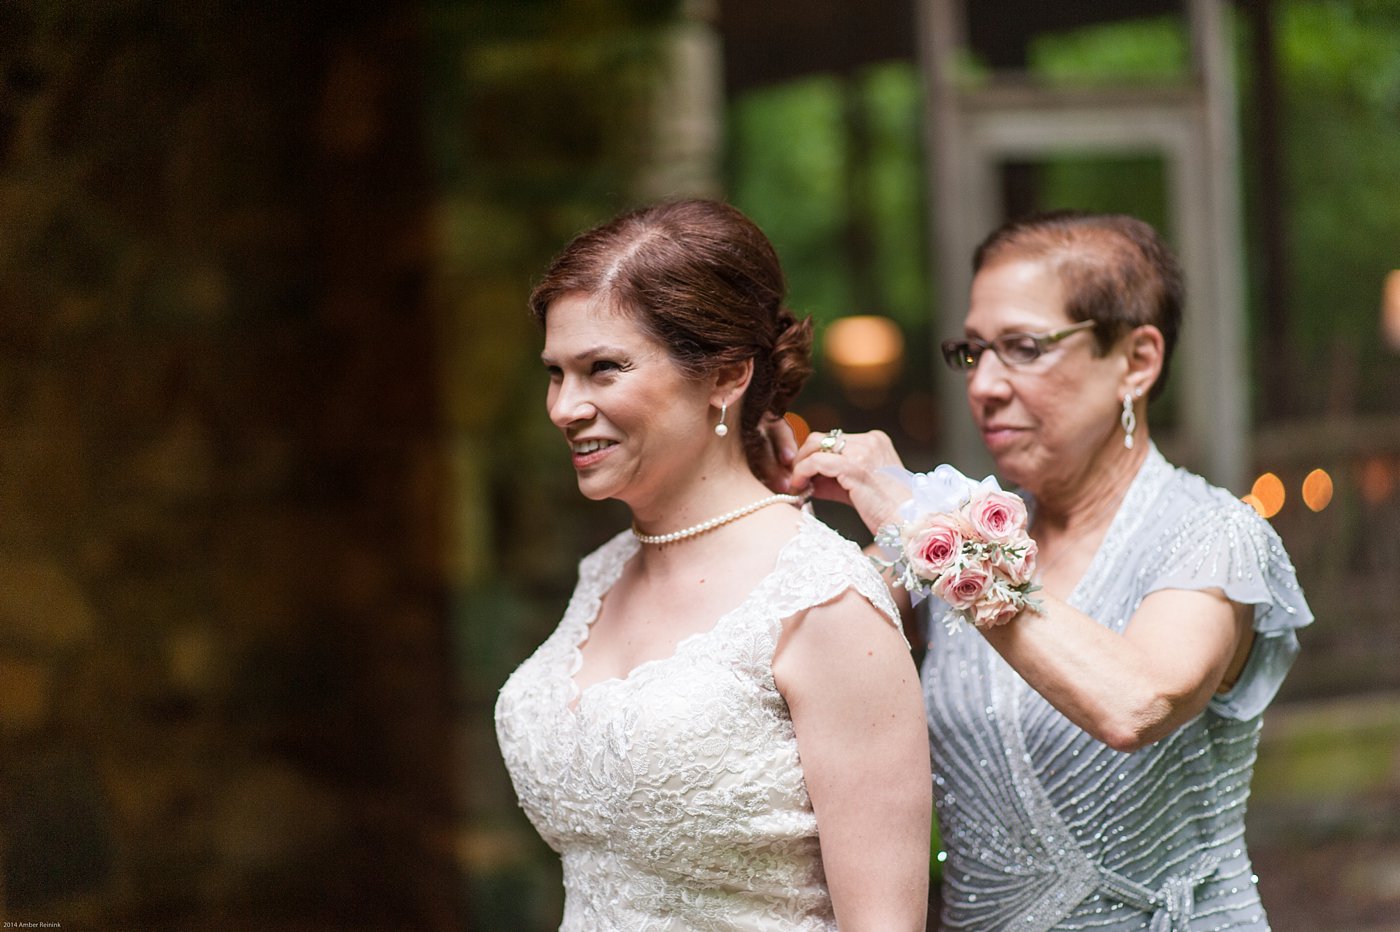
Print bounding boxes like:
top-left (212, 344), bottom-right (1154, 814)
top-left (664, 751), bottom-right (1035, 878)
top-left (940, 319), bottom-right (1097, 371)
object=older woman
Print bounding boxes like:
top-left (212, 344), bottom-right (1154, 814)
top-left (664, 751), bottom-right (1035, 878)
top-left (788, 211), bottom-right (1312, 930)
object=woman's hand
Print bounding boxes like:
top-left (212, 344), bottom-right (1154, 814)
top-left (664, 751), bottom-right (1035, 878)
top-left (790, 429), bottom-right (915, 535)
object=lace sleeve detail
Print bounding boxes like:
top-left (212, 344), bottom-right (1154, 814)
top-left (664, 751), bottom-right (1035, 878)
top-left (556, 530), bottom-right (636, 626)
top-left (767, 516), bottom-right (907, 646)
top-left (1144, 497), bottom-right (1313, 720)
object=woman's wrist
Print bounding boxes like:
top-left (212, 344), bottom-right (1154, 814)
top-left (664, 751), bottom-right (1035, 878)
top-left (870, 466), bottom-right (1042, 634)
top-left (864, 490), bottom-right (913, 538)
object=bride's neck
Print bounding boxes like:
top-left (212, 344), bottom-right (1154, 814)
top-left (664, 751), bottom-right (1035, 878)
top-left (628, 464), bottom-right (772, 536)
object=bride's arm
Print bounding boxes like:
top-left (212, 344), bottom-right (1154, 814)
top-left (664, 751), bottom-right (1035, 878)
top-left (773, 589), bottom-right (930, 931)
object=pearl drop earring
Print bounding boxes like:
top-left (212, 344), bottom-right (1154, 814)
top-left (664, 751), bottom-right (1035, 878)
top-left (714, 400), bottom-right (729, 438)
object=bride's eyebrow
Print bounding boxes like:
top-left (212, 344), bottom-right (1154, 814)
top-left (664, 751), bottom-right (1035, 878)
top-left (540, 345), bottom-right (630, 366)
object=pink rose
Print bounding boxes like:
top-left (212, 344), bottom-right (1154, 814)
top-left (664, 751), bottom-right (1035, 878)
top-left (904, 516), bottom-right (964, 580)
top-left (932, 563), bottom-right (992, 610)
top-left (968, 490), bottom-right (1028, 543)
top-left (995, 537), bottom-right (1039, 586)
top-left (971, 588), bottom-right (1020, 628)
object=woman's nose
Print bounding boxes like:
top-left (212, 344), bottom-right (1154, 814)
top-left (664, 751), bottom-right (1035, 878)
top-left (548, 378), bottom-right (595, 427)
top-left (966, 352), bottom-right (1013, 404)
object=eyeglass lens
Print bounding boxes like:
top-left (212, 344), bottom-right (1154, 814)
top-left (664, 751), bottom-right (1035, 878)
top-left (941, 321), bottom-right (1092, 370)
top-left (942, 335), bottom-right (1044, 369)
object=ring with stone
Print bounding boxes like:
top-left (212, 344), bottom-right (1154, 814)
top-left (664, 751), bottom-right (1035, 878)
top-left (819, 428), bottom-right (846, 454)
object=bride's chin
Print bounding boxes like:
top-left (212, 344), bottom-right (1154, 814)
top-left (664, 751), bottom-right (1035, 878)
top-left (573, 476), bottom-right (616, 502)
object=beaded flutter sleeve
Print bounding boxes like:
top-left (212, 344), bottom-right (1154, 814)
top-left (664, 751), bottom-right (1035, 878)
top-left (1142, 495), bottom-right (1313, 720)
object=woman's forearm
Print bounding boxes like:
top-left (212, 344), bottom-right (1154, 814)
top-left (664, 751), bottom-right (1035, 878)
top-left (979, 587), bottom-right (1247, 752)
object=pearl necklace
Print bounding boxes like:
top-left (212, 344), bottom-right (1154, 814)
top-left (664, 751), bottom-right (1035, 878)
top-left (631, 493), bottom-right (806, 546)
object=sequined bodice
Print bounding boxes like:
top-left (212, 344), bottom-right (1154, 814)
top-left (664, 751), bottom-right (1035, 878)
top-left (924, 446), bottom-right (1312, 931)
top-left (495, 513), bottom-right (901, 931)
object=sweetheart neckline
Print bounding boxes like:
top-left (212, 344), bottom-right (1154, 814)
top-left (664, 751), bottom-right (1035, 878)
top-left (564, 513), bottom-right (815, 714)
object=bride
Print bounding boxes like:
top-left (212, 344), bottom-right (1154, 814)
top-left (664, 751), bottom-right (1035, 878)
top-left (494, 199), bottom-right (931, 930)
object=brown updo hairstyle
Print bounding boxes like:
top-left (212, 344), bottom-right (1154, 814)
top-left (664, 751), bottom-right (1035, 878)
top-left (973, 211), bottom-right (1183, 401)
top-left (528, 199), bottom-right (814, 476)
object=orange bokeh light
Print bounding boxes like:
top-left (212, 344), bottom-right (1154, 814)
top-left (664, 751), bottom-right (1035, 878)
top-left (784, 411), bottom-right (811, 447)
top-left (1241, 493), bottom-right (1266, 517)
top-left (1249, 473), bottom-right (1285, 518)
top-left (1301, 468), bottom-right (1334, 512)
top-left (1358, 456), bottom-right (1396, 505)
top-left (1383, 270), bottom-right (1400, 352)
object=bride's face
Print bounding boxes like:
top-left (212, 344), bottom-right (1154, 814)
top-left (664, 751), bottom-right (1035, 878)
top-left (542, 292), bottom-right (714, 508)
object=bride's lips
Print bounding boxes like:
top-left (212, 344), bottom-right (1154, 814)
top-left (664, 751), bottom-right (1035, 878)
top-left (569, 438), bottom-right (618, 469)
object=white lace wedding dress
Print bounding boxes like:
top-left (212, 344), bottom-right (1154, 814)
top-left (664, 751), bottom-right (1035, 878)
top-left (495, 512), bottom-right (903, 930)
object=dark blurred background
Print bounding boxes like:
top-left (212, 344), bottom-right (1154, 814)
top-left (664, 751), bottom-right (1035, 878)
top-left (1, 1), bottom-right (1397, 929)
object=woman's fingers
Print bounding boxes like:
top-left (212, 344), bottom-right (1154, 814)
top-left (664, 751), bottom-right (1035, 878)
top-left (790, 447), bottom-right (848, 493)
top-left (792, 430), bottom-right (912, 533)
top-left (792, 430), bottom-right (897, 480)
top-left (755, 414), bottom-right (801, 492)
top-left (791, 455), bottom-right (855, 507)
top-left (772, 414), bottom-right (800, 466)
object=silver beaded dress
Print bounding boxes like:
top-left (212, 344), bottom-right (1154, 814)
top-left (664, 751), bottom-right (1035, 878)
top-left (924, 445), bottom-right (1312, 931)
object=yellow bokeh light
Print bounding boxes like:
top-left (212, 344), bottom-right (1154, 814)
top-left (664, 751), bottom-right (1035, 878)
top-left (1301, 468), bottom-right (1333, 512)
top-left (1249, 473), bottom-right (1285, 518)
top-left (824, 315), bottom-right (905, 396)
top-left (825, 315), bottom-right (904, 367)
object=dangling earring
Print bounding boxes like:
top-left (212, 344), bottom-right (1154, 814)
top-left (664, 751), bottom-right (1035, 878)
top-left (1121, 391), bottom-right (1138, 449)
top-left (714, 400), bottom-right (729, 438)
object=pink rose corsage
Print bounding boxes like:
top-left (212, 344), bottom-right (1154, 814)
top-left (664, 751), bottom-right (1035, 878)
top-left (873, 464), bottom-right (1042, 633)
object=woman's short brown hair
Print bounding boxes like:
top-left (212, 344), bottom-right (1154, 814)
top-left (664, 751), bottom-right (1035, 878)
top-left (529, 199), bottom-right (814, 474)
top-left (973, 211), bottom-right (1183, 401)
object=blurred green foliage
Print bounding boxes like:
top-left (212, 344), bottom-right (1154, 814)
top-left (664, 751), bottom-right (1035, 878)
top-left (1028, 14), bottom-right (1188, 82)
top-left (1276, 0), bottom-right (1400, 399)
top-left (730, 75), bottom-right (853, 323)
top-left (730, 64), bottom-right (930, 334)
